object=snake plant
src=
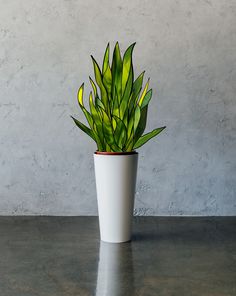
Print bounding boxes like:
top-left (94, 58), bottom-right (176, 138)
top-left (71, 42), bottom-right (166, 152)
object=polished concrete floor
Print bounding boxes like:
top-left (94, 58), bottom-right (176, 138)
top-left (0, 217), bottom-right (235, 296)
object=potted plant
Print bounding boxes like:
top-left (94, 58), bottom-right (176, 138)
top-left (71, 42), bottom-right (166, 243)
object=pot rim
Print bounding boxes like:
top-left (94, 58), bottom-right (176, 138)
top-left (94, 150), bottom-right (138, 156)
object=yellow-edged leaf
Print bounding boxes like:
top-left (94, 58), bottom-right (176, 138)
top-left (138, 79), bottom-right (150, 107)
top-left (77, 83), bottom-right (84, 106)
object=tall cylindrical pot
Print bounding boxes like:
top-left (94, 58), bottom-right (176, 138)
top-left (94, 152), bottom-right (138, 243)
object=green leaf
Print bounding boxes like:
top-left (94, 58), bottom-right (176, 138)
top-left (124, 126), bottom-right (134, 152)
top-left (77, 85), bottom-right (94, 130)
top-left (102, 43), bottom-right (112, 97)
top-left (79, 107), bottom-right (94, 131)
top-left (89, 77), bottom-right (105, 111)
top-left (127, 105), bottom-right (140, 138)
top-left (138, 78), bottom-right (150, 107)
top-left (140, 89), bottom-right (152, 109)
top-left (113, 115), bottom-right (127, 149)
top-left (134, 126), bottom-right (166, 149)
top-left (112, 117), bottom-right (117, 130)
top-left (89, 76), bottom-right (98, 99)
top-left (134, 105), bottom-right (148, 142)
top-left (89, 92), bottom-right (105, 149)
top-left (92, 123), bottom-right (104, 151)
top-left (96, 99), bottom-right (106, 112)
top-left (99, 108), bottom-right (122, 151)
top-left (128, 71), bottom-right (145, 113)
top-left (89, 76), bottom-right (106, 112)
top-left (77, 83), bottom-right (84, 106)
top-left (103, 65), bottom-right (112, 97)
top-left (122, 107), bottom-right (129, 127)
top-left (102, 43), bottom-right (110, 74)
top-left (133, 72), bottom-right (145, 98)
top-left (122, 43), bottom-right (135, 94)
top-left (105, 143), bottom-right (112, 152)
top-left (91, 55), bottom-right (109, 113)
top-left (134, 105), bottom-right (141, 132)
top-left (127, 111), bottom-right (134, 140)
top-left (71, 116), bottom-right (95, 141)
top-left (120, 65), bottom-right (133, 119)
top-left (111, 42), bottom-right (123, 103)
top-left (111, 86), bottom-right (120, 117)
top-left (76, 84), bottom-right (100, 147)
top-left (89, 92), bottom-right (101, 122)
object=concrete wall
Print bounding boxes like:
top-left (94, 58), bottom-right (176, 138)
top-left (0, 0), bottom-right (236, 215)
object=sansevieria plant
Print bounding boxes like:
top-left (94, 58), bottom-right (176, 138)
top-left (71, 42), bottom-right (166, 152)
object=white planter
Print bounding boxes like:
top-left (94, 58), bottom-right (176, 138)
top-left (94, 152), bottom-right (138, 243)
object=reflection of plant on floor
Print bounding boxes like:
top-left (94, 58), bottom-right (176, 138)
top-left (71, 42), bottom-right (166, 152)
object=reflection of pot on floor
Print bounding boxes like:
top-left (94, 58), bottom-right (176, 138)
top-left (95, 241), bottom-right (134, 296)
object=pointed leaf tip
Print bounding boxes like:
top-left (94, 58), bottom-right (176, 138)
top-left (77, 83), bottom-right (85, 106)
top-left (134, 126), bottom-right (166, 149)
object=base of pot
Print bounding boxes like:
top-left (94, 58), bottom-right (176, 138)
top-left (100, 238), bottom-right (132, 244)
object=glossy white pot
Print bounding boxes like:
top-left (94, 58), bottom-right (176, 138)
top-left (94, 152), bottom-right (138, 243)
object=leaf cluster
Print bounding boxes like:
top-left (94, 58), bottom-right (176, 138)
top-left (71, 42), bottom-right (165, 152)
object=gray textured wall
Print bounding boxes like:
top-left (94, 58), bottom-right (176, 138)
top-left (0, 0), bottom-right (236, 215)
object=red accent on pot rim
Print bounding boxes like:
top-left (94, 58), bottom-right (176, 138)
top-left (94, 151), bottom-right (138, 155)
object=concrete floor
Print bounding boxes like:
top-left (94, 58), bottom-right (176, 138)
top-left (0, 217), bottom-right (235, 296)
